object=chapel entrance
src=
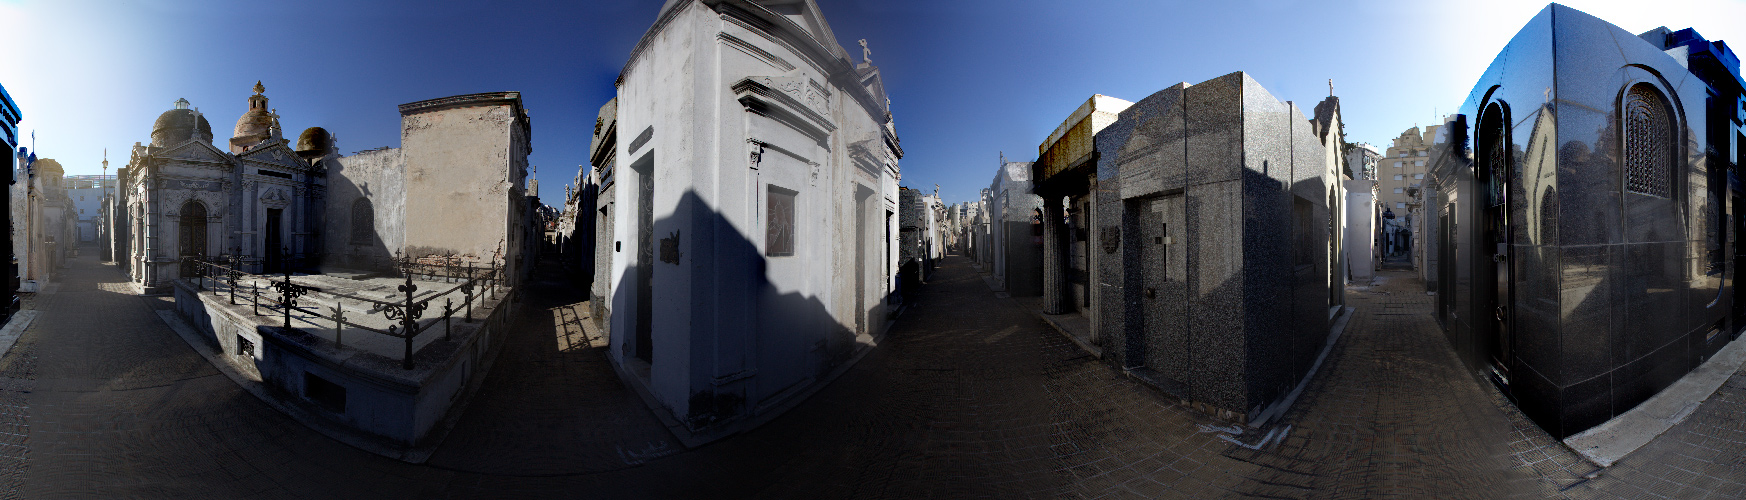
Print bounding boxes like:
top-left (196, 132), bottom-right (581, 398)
top-left (1477, 103), bottom-right (1514, 386)
top-left (1124, 193), bottom-right (1187, 394)
top-left (265, 208), bottom-right (284, 274)
top-left (178, 201), bottom-right (207, 278)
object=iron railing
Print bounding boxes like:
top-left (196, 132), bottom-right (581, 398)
top-left (182, 255), bottom-right (503, 370)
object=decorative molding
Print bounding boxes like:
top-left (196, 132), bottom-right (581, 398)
top-left (398, 92), bottom-right (523, 116)
top-left (745, 137), bottom-right (813, 165)
top-left (260, 187), bottom-right (292, 208)
top-left (718, 32), bottom-right (796, 72)
top-left (628, 126), bottom-right (654, 154)
top-left (733, 77), bottom-right (836, 144)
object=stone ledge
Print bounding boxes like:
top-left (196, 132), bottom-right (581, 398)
top-left (1563, 333), bottom-right (1746, 467)
top-left (164, 277), bottom-right (517, 462)
top-left (0, 310), bottom-right (40, 358)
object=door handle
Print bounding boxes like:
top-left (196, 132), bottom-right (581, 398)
top-left (1495, 305), bottom-right (1507, 321)
top-left (1145, 287), bottom-right (1156, 299)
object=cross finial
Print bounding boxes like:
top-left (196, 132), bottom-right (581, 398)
top-left (253, 80), bottom-right (266, 95)
top-left (858, 39), bottom-right (871, 65)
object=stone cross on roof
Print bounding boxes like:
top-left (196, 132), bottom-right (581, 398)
top-left (859, 39), bottom-right (871, 65)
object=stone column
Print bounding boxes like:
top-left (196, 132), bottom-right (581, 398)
top-left (1042, 197), bottom-right (1069, 315)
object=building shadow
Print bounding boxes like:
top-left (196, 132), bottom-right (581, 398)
top-left (609, 189), bottom-right (878, 440)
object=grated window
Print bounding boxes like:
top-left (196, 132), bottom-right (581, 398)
top-left (351, 198), bottom-right (374, 245)
top-left (766, 185), bottom-right (797, 256)
top-left (1623, 85), bottom-right (1673, 198)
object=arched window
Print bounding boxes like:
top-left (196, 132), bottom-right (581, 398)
top-left (1623, 83), bottom-right (1674, 198)
top-left (351, 198), bottom-right (374, 245)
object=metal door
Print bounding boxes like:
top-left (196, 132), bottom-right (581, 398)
top-left (264, 208), bottom-right (283, 274)
top-left (178, 201), bottom-right (207, 277)
top-left (1479, 105), bottom-right (1513, 383)
top-left (635, 165), bottom-right (654, 362)
top-left (1130, 195), bottom-right (1187, 384)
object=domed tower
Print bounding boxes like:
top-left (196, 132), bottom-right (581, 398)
top-left (149, 98), bottom-right (214, 147)
top-left (230, 81), bottom-right (282, 153)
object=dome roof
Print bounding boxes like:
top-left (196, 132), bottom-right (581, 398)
top-left (296, 127), bottom-right (332, 155)
top-left (230, 81), bottom-right (281, 153)
top-left (150, 99), bottom-right (214, 147)
top-left (233, 108), bottom-right (275, 141)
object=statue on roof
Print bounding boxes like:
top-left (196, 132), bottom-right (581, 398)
top-left (859, 39), bottom-right (871, 65)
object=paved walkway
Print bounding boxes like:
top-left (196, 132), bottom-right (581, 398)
top-left (0, 249), bottom-right (1743, 498)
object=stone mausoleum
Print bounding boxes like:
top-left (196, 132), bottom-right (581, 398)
top-left (606, 0), bottom-right (903, 443)
top-left (121, 83), bottom-right (327, 294)
top-left (1092, 72), bottom-right (1347, 424)
top-left (1425, 4), bottom-right (1746, 438)
top-left (134, 83), bottom-right (535, 456)
top-left (984, 159), bottom-right (1043, 296)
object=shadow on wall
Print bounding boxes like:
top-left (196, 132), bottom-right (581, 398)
top-left (320, 158), bottom-right (394, 273)
top-left (611, 190), bottom-right (875, 435)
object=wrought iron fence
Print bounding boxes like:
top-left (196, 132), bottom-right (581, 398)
top-left (182, 255), bottom-right (504, 370)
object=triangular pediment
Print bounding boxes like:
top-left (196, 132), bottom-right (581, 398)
top-left (237, 141), bottom-right (306, 170)
top-left (751, 0), bottom-right (846, 60)
top-left (156, 139), bottom-right (233, 165)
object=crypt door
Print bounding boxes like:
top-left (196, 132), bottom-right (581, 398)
top-left (265, 208), bottom-right (284, 274)
top-left (178, 201), bottom-right (208, 277)
top-left (1477, 103), bottom-right (1514, 385)
top-left (1125, 194), bottom-right (1187, 392)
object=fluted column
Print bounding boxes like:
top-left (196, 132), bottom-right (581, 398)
top-left (1042, 198), bottom-right (1069, 315)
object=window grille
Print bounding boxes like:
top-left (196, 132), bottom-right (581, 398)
top-left (767, 185), bottom-right (797, 256)
top-left (1623, 85), bottom-right (1673, 198)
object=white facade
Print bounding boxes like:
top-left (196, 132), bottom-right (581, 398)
top-left (607, 0), bottom-right (903, 439)
top-left (1345, 179), bottom-right (1377, 282)
top-left (11, 157), bottom-right (74, 289)
top-left (65, 174), bottom-right (115, 242)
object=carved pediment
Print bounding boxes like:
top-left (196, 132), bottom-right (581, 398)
top-left (157, 140), bottom-right (232, 165)
top-left (239, 142), bottom-right (306, 170)
top-left (260, 187), bottom-right (292, 208)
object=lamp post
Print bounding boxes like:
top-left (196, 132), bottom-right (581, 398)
top-left (101, 150), bottom-right (108, 261)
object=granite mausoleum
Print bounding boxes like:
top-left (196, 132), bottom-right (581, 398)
top-left (1092, 73), bottom-right (1348, 424)
top-left (1425, 4), bottom-right (1746, 438)
top-left (0, 83), bottom-right (16, 317)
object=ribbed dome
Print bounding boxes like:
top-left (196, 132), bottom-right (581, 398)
top-left (150, 99), bottom-right (214, 147)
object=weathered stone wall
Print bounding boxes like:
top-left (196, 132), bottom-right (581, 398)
top-left (400, 100), bottom-right (527, 270)
top-left (322, 147), bottom-right (404, 271)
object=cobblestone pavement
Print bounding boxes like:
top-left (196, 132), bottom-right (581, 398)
top-left (3, 249), bottom-right (1745, 498)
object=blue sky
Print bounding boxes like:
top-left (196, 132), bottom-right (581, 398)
top-left (2, 0), bottom-right (1741, 206)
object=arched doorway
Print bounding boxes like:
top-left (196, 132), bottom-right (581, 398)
top-left (1477, 102), bottom-right (1513, 384)
top-left (178, 200), bottom-right (208, 278)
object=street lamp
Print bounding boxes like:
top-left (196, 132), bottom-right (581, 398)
top-left (101, 150), bottom-right (108, 261)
